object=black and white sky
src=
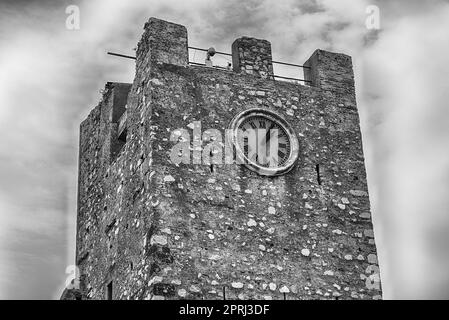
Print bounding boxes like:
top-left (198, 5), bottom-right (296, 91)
top-left (0, 0), bottom-right (449, 299)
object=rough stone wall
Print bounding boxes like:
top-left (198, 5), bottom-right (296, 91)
top-left (232, 37), bottom-right (274, 79)
top-left (304, 49), bottom-right (355, 98)
top-left (73, 17), bottom-right (381, 300)
top-left (137, 18), bottom-right (188, 67)
top-left (60, 287), bottom-right (83, 300)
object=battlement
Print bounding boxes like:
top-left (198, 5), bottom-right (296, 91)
top-left (134, 17), bottom-right (354, 92)
top-left (137, 17), bottom-right (188, 68)
top-left (231, 37), bottom-right (274, 79)
top-left (71, 17), bottom-right (381, 301)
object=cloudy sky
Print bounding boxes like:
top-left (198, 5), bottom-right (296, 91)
top-left (0, 0), bottom-right (448, 299)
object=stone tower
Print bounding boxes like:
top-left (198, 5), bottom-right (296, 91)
top-left (67, 17), bottom-right (381, 300)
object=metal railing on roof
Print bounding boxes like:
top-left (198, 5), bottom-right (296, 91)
top-left (108, 52), bottom-right (136, 60)
top-left (107, 49), bottom-right (312, 83)
top-left (188, 46), bottom-right (232, 57)
top-left (188, 46), bottom-right (311, 84)
top-left (188, 61), bottom-right (231, 71)
top-left (188, 46), bottom-right (311, 69)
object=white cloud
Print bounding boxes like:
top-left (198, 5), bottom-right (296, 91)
top-left (361, 1), bottom-right (449, 298)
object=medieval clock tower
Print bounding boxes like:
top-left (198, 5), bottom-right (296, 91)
top-left (63, 17), bottom-right (382, 300)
